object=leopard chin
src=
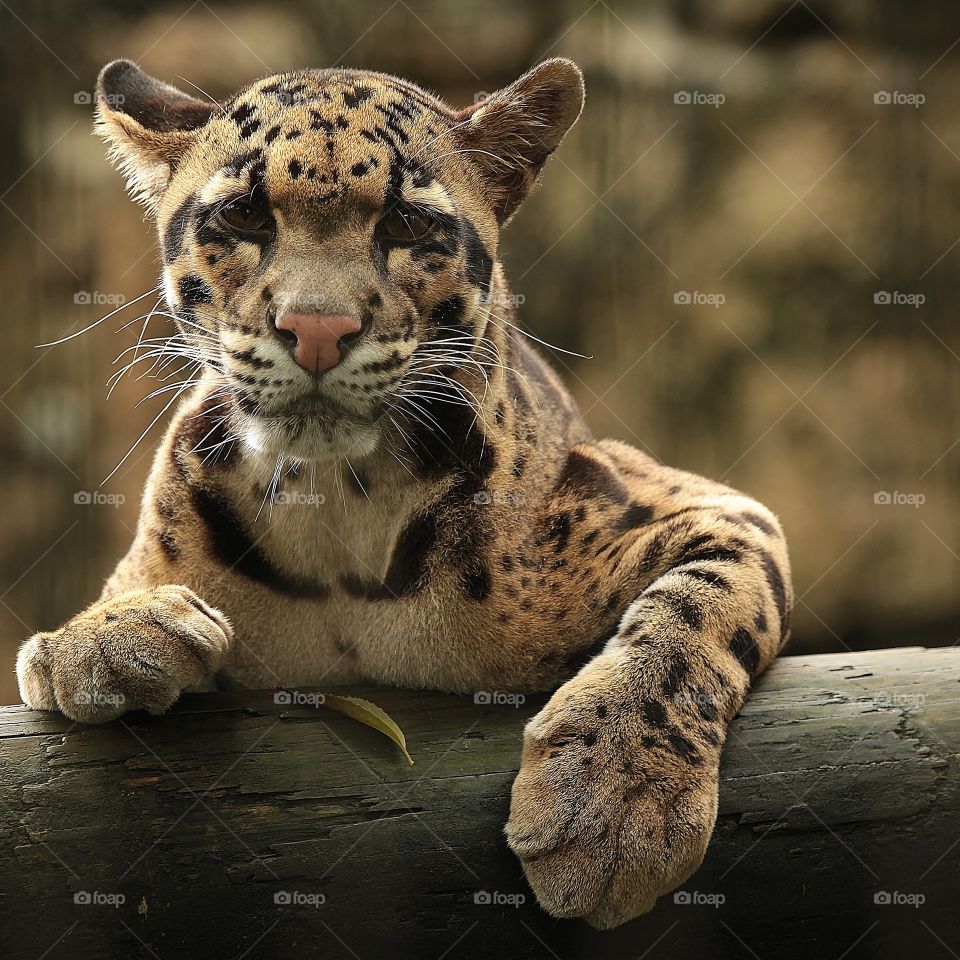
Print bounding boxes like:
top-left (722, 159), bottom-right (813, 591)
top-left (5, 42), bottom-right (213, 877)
top-left (240, 409), bottom-right (381, 461)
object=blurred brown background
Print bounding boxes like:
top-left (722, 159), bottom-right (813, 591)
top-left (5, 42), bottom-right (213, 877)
top-left (0, 0), bottom-right (958, 705)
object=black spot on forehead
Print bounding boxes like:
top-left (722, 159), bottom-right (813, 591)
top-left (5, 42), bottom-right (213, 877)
top-left (343, 84), bottom-right (373, 108)
top-left (375, 103), bottom-right (411, 144)
top-left (227, 148), bottom-right (265, 178)
top-left (231, 103), bottom-right (256, 125)
top-left (309, 110), bottom-right (334, 134)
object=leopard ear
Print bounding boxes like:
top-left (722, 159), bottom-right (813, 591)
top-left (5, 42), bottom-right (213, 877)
top-left (95, 59), bottom-right (215, 211)
top-left (455, 58), bottom-right (585, 225)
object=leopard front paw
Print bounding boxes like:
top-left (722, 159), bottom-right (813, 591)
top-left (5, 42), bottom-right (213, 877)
top-left (506, 687), bottom-right (720, 929)
top-left (16, 585), bottom-right (232, 723)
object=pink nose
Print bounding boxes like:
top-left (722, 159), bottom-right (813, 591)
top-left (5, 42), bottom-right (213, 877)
top-left (274, 313), bottom-right (362, 373)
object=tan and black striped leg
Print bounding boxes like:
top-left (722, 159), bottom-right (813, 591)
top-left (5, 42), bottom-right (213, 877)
top-left (507, 494), bottom-right (792, 928)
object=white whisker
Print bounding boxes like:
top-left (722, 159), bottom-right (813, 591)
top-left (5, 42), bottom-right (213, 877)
top-left (101, 374), bottom-right (198, 485)
top-left (486, 309), bottom-right (592, 359)
top-left (37, 286), bottom-right (162, 348)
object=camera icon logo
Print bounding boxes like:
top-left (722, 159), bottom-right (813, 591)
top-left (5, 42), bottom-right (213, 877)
top-left (674, 91), bottom-right (691, 104)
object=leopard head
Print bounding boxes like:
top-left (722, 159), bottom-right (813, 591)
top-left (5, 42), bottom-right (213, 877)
top-left (96, 58), bottom-right (584, 460)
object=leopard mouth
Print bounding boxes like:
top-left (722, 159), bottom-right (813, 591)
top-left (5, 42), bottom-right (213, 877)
top-left (228, 372), bottom-right (367, 419)
top-left (268, 387), bottom-right (388, 424)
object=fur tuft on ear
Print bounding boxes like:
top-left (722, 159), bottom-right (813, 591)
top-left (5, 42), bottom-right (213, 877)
top-left (455, 58), bottom-right (585, 224)
top-left (95, 59), bottom-right (215, 211)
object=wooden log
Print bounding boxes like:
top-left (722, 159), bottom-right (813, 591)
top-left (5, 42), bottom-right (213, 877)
top-left (1, 646), bottom-right (957, 959)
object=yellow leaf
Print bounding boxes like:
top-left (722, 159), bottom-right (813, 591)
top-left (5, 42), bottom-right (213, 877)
top-left (321, 694), bottom-right (414, 765)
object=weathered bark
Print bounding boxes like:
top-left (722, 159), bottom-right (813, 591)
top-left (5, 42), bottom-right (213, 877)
top-left (1, 646), bottom-right (957, 959)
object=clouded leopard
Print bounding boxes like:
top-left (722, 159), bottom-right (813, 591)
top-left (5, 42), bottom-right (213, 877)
top-left (16, 57), bottom-right (792, 928)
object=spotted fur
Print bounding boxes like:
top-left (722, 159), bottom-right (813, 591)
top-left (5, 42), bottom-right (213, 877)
top-left (16, 58), bottom-right (792, 928)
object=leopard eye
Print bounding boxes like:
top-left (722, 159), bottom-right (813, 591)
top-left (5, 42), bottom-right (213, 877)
top-left (219, 198), bottom-right (273, 235)
top-left (378, 205), bottom-right (435, 242)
